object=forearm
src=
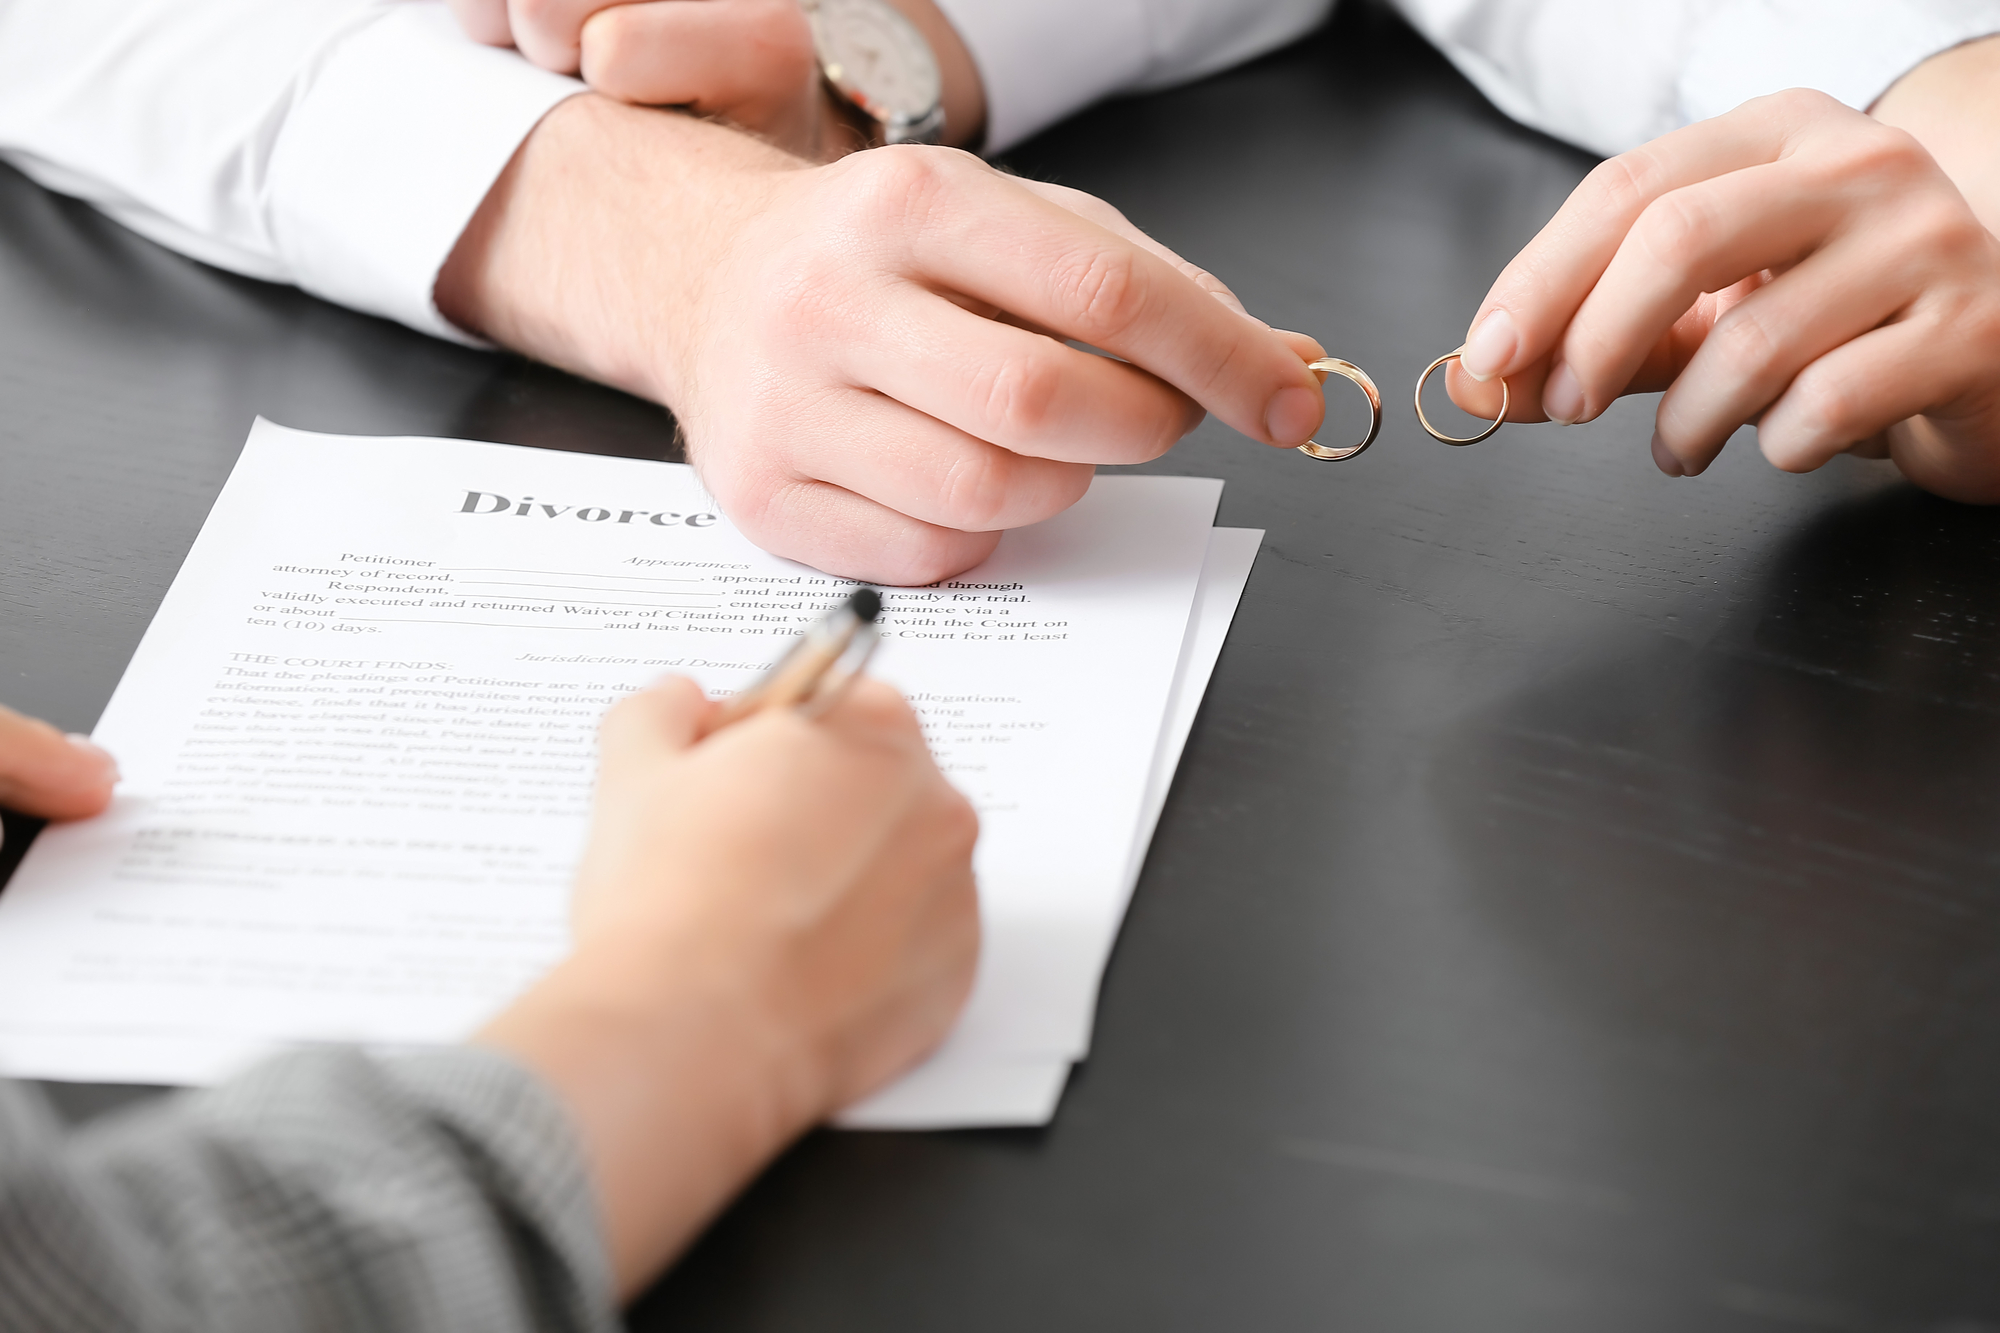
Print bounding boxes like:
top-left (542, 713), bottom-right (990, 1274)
top-left (477, 929), bottom-right (818, 1299)
top-left (1872, 34), bottom-right (2000, 237)
top-left (475, 681), bottom-right (980, 1299)
top-left (0, 0), bottom-right (579, 344)
top-left (0, 1050), bottom-right (614, 1332)
top-left (436, 94), bottom-right (796, 408)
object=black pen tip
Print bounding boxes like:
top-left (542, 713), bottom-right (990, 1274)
top-left (849, 587), bottom-right (882, 623)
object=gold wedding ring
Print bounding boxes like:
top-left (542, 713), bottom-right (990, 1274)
top-left (1414, 347), bottom-right (1508, 446)
top-left (1296, 357), bottom-right (1383, 461)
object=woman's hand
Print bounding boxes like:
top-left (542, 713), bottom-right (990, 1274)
top-left (478, 674), bottom-right (978, 1296)
top-left (1448, 86), bottom-right (2000, 502)
top-left (573, 674), bottom-right (979, 1114)
top-left (0, 704), bottom-right (118, 836)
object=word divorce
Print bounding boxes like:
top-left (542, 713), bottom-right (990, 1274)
top-left (458, 491), bottom-right (718, 528)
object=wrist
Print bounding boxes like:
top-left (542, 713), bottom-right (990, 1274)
top-left (1871, 34), bottom-right (2000, 236)
top-left (479, 924), bottom-right (827, 1293)
top-left (436, 94), bottom-right (799, 410)
top-left (878, 0), bottom-right (986, 150)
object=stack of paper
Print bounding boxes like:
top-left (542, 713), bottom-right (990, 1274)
top-left (0, 421), bottom-right (1259, 1128)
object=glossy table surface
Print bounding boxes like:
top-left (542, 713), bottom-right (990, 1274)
top-left (7, 5), bottom-right (2000, 1329)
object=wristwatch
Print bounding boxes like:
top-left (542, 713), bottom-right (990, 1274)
top-left (802, 0), bottom-right (946, 146)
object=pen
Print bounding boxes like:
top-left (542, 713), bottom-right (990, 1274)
top-left (709, 587), bottom-right (883, 729)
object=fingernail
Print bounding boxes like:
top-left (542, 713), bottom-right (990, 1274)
top-left (1649, 431), bottom-right (1685, 477)
top-left (1460, 309), bottom-right (1517, 382)
top-left (1264, 383), bottom-right (1323, 445)
top-left (1543, 362), bottom-right (1585, 425)
top-left (66, 733), bottom-right (120, 783)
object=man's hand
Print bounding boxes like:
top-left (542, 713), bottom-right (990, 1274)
top-left (0, 704), bottom-right (118, 829)
top-left (1447, 66), bottom-right (2000, 504)
top-left (437, 95), bottom-right (1327, 584)
top-left (478, 675), bottom-right (978, 1295)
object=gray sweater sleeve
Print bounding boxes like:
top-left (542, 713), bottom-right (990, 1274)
top-left (0, 1045), bottom-right (618, 1333)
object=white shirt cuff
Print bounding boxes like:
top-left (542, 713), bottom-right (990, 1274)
top-left (938, 0), bottom-right (1333, 153)
top-left (1680, 0), bottom-right (2000, 126)
top-left (935, 0), bottom-right (1151, 152)
top-left (268, 2), bottom-right (583, 344)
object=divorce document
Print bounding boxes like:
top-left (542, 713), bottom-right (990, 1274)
top-left (0, 421), bottom-right (1260, 1127)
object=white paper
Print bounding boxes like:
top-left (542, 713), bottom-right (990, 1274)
top-left (0, 422), bottom-right (1224, 1118)
top-left (839, 527), bottom-right (1262, 1129)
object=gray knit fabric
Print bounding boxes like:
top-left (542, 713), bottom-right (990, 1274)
top-left (0, 1045), bottom-right (617, 1332)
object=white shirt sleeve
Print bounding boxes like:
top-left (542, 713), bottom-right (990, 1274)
top-left (937, 0), bottom-right (1336, 152)
top-left (1389, 0), bottom-right (2000, 157)
top-left (0, 0), bottom-right (582, 343)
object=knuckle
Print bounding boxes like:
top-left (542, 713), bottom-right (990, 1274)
top-left (843, 147), bottom-right (953, 232)
top-left (970, 348), bottom-right (1064, 441)
top-left (1706, 304), bottom-right (1785, 378)
top-left (1905, 196), bottom-right (1988, 266)
top-left (1758, 86), bottom-right (1842, 124)
top-left (1178, 261), bottom-right (1227, 297)
top-left (1048, 245), bottom-right (1146, 344)
top-left (1632, 190), bottom-right (1719, 274)
top-left (1585, 149), bottom-right (1670, 222)
top-left (934, 449), bottom-right (1018, 531)
top-left (1069, 190), bottom-right (1135, 237)
top-left (717, 469), bottom-right (807, 553)
top-left (1828, 121), bottom-right (1931, 186)
top-left (1784, 365), bottom-right (1862, 444)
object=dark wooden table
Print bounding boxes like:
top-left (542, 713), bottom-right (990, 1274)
top-left (8, 5), bottom-right (2000, 1329)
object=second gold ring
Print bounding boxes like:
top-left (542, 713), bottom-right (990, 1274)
top-left (1414, 346), bottom-right (1509, 446)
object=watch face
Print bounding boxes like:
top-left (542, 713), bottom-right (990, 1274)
top-left (810, 0), bottom-right (940, 123)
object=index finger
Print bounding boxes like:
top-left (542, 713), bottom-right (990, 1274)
top-left (0, 705), bottom-right (119, 822)
top-left (891, 154), bottom-right (1326, 447)
top-left (1015, 179), bottom-right (1328, 366)
top-left (1456, 91), bottom-right (1842, 386)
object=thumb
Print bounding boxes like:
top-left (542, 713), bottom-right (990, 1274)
top-left (0, 705), bottom-right (119, 821)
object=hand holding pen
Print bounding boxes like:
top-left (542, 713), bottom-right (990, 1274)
top-left (706, 587), bottom-right (884, 733)
top-left (481, 580), bottom-right (974, 1295)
